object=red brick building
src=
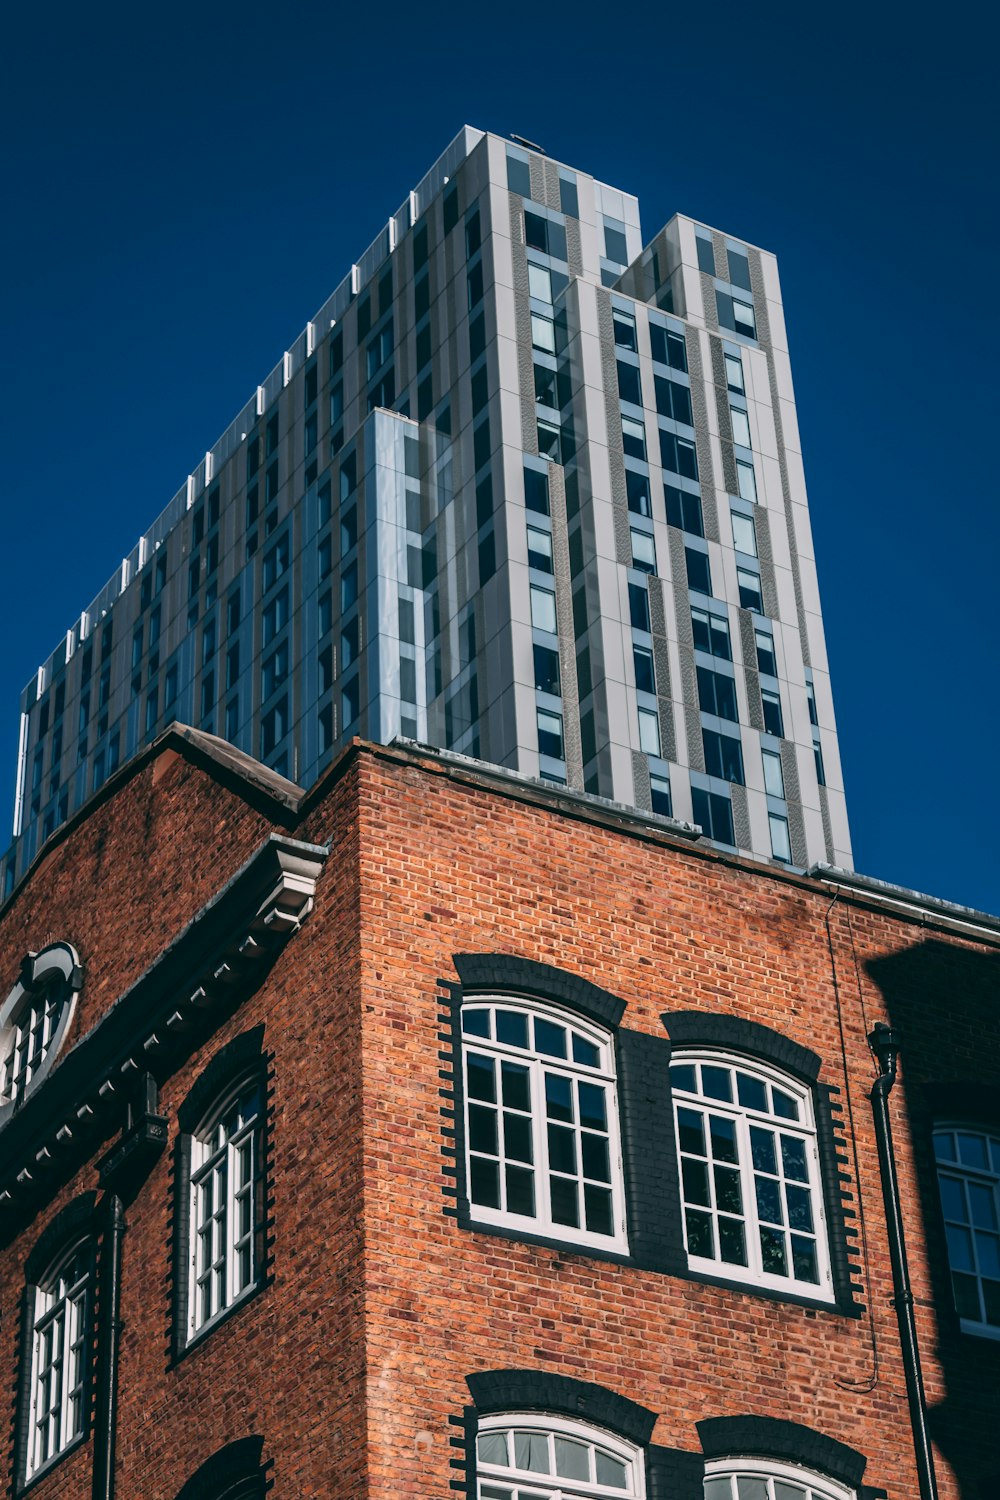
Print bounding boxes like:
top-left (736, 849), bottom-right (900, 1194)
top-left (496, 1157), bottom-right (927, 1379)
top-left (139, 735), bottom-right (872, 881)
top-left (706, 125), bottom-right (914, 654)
top-left (0, 730), bottom-right (997, 1500)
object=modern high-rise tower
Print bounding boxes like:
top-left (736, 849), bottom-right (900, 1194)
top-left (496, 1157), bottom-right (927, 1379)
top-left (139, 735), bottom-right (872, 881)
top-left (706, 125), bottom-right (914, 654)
top-left (3, 126), bottom-right (852, 895)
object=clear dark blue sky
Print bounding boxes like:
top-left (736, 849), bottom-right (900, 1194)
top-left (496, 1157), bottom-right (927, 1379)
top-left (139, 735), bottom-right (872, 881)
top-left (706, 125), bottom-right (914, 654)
top-left (1, 1), bottom-right (996, 910)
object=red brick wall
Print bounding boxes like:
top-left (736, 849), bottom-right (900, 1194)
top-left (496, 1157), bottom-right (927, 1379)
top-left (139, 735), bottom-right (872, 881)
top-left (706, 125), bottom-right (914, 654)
top-left (1, 741), bottom-right (997, 1499)
top-left (345, 750), bottom-right (1000, 1500)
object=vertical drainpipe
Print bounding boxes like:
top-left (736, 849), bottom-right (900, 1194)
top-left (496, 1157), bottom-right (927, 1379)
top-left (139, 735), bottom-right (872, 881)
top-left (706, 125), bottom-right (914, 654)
top-left (868, 1022), bottom-right (939, 1500)
top-left (92, 1192), bottom-right (124, 1500)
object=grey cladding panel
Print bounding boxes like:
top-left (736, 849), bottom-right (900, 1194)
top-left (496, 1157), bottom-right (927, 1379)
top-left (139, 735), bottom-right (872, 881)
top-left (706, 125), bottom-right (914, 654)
top-left (631, 751), bottom-right (652, 812)
top-left (528, 153), bottom-right (546, 206)
top-left (542, 159), bottom-right (561, 212)
top-left (720, 438), bottom-right (738, 498)
top-left (700, 272), bottom-right (719, 333)
top-left (648, 580), bottom-right (676, 761)
top-left (731, 783), bottom-right (751, 853)
top-left (509, 196), bottom-right (538, 456)
top-left (685, 336), bottom-right (719, 542)
top-left (759, 561), bottom-right (780, 623)
top-left (755, 507), bottom-right (774, 565)
top-left (818, 785), bottom-right (835, 865)
top-left (549, 463), bottom-right (584, 789)
top-left (787, 802), bottom-right (808, 868)
top-left (685, 702), bottom-right (704, 772)
top-left (596, 289), bottom-right (630, 537)
top-left (780, 740), bottom-right (802, 805)
top-left (566, 218), bottom-right (583, 278)
top-left (711, 231), bottom-right (730, 285)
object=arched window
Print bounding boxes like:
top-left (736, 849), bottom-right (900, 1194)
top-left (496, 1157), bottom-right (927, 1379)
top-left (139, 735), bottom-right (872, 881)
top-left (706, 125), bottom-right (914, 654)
top-left (476, 1414), bottom-right (643, 1500)
top-left (704, 1457), bottom-right (854, 1499)
top-left (26, 1237), bottom-right (92, 1480)
top-left (933, 1124), bottom-right (1000, 1337)
top-left (187, 1078), bottom-right (263, 1339)
top-left (0, 942), bottom-right (81, 1110)
top-left (461, 997), bottom-right (627, 1251)
top-left (670, 1051), bottom-right (831, 1296)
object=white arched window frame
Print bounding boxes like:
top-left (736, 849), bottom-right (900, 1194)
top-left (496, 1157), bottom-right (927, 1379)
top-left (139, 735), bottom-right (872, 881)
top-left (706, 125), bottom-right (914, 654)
top-left (0, 942), bottom-right (81, 1111)
top-left (461, 997), bottom-right (628, 1253)
top-left (187, 1077), bottom-right (263, 1339)
top-left (476, 1412), bottom-right (644, 1500)
top-left (704, 1456), bottom-right (855, 1500)
top-left (670, 1050), bottom-right (833, 1298)
top-left (933, 1123), bottom-right (1000, 1339)
top-left (26, 1239), bottom-right (91, 1481)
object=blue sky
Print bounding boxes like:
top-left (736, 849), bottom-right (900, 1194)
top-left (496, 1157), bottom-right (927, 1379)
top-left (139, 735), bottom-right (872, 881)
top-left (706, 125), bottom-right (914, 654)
top-left (1, 0), bottom-right (997, 910)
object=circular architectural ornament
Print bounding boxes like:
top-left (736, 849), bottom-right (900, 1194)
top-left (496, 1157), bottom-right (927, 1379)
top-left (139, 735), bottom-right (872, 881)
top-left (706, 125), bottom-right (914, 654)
top-left (0, 942), bottom-right (82, 1113)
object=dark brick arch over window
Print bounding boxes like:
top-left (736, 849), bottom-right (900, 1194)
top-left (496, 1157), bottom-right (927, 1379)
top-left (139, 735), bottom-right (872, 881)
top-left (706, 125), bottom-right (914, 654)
top-left (14, 1192), bottom-right (99, 1490)
top-left (696, 1414), bottom-right (884, 1498)
top-left (461, 1370), bottom-right (706, 1500)
top-left (174, 1435), bottom-right (267, 1500)
top-left (660, 1010), bottom-right (863, 1314)
top-left (446, 954), bottom-right (678, 1270)
top-left (170, 1025), bottom-right (270, 1361)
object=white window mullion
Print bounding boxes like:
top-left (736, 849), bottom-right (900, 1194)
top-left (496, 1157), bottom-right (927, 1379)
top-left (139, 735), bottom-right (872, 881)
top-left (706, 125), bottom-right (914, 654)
top-left (531, 1056), bottom-right (553, 1237)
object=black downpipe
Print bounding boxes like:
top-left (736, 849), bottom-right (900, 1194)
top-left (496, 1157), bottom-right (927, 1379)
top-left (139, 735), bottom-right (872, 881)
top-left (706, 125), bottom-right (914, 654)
top-left (868, 1023), bottom-right (939, 1500)
top-left (92, 1192), bottom-right (124, 1500)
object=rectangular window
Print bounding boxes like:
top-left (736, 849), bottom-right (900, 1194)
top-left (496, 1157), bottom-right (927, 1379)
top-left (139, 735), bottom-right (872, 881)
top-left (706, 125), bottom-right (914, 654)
top-left (263, 534), bottom-right (289, 591)
top-left (638, 708), bottom-right (660, 756)
top-left (685, 547), bottom-right (712, 596)
top-left (650, 773), bottom-right (672, 816)
top-left (769, 813), bottom-right (792, 862)
top-left (261, 695), bottom-right (288, 757)
top-left (691, 607), bottom-right (731, 660)
top-left (755, 628), bottom-right (776, 677)
top-left (341, 617), bottom-right (359, 670)
top-left (697, 665), bottom-right (739, 722)
top-left (728, 250), bottom-right (752, 291)
top-left (225, 698), bottom-right (240, 740)
top-left (761, 688), bottom-right (785, 738)
top-left (814, 740), bottom-right (826, 786)
top-left (527, 526), bottom-right (553, 574)
top-left (737, 460), bottom-right (757, 503)
top-left (537, 420), bottom-right (561, 462)
top-left (528, 262), bottom-right (553, 302)
top-left (660, 431), bottom-right (698, 480)
top-left (530, 585), bottom-right (558, 634)
top-left (691, 786), bottom-right (735, 845)
top-left (559, 175), bottom-right (579, 217)
top-left (626, 469), bottom-right (651, 517)
top-left (649, 324), bottom-right (687, 371)
top-left (628, 581), bottom-right (651, 633)
top-left (654, 375), bottom-right (693, 426)
top-left (537, 708), bottom-right (564, 759)
top-left (613, 310), bottom-right (637, 350)
top-left (507, 152), bottom-right (531, 196)
top-left (226, 642), bottom-right (240, 691)
top-left (696, 236), bottom-right (715, 275)
top-left (703, 728), bottom-right (745, 784)
top-left (665, 485), bottom-right (704, 536)
top-left (527, 468), bottom-right (551, 516)
top-left (730, 407), bottom-right (752, 449)
top-left (603, 218), bottom-right (628, 264)
top-left (725, 354), bottom-right (745, 393)
top-left (633, 646), bottom-right (656, 695)
top-left (304, 363), bottom-right (318, 406)
top-left (806, 679), bottom-right (819, 726)
top-left (621, 416), bottom-right (646, 460)
top-left (617, 360), bottom-right (642, 405)
top-left (733, 298), bottom-right (756, 338)
top-left (762, 748), bottom-right (785, 798)
top-left (262, 643), bottom-right (288, 700)
top-left (465, 207), bottom-right (481, 258)
top-left (737, 567), bottom-right (763, 613)
top-left (630, 528), bottom-right (656, 574)
top-left (731, 511), bottom-right (757, 556)
top-left (262, 587), bottom-right (288, 646)
top-left (533, 644), bottom-right (561, 695)
top-left (531, 313), bottom-right (556, 354)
